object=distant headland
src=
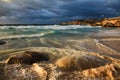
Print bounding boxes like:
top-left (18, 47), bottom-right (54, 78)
top-left (61, 17), bottom-right (120, 27)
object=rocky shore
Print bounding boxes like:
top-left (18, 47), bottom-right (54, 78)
top-left (0, 45), bottom-right (120, 80)
top-left (61, 17), bottom-right (120, 27)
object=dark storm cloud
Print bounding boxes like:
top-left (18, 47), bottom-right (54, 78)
top-left (0, 0), bottom-right (120, 24)
top-left (0, 1), bottom-right (11, 16)
top-left (58, 0), bottom-right (118, 17)
top-left (106, 0), bottom-right (120, 12)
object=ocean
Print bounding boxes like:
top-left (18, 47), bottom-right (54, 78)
top-left (0, 25), bottom-right (120, 51)
top-left (0, 25), bottom-right (120, 79)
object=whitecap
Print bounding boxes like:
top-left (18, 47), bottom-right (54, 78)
top-left (0, 25), bottom-right (101, 30)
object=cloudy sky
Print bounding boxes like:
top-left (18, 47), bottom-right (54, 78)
top-left (0, 0), bottom-right (120, 24)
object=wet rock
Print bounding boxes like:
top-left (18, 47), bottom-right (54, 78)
top-left (0, 40), bottom-right (6, 45)
top-left (55, 54), bottom-right (109, 71)
top-left (6, 51), bottom-right (50, 65)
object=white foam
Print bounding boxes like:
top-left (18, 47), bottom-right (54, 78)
top-left (0, 31), bottom-right (54, 39)
top-left (0, 25), bottom-right (101, 30)
top-left (0, 34), bottom-right (44, 39)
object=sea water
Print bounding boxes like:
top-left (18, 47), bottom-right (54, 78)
top-left (0, 25), bottom-right (120, 59)
top-left (0, 25), bottom-right (120, 50)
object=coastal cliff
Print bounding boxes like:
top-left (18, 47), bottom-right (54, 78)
top-left (61, 17), bottom-right (120, 27)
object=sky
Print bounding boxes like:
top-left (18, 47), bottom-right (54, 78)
top-left (0, 0), bottom-right (120, 24)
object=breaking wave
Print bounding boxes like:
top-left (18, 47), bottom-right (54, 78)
top-left (0, 25), bottom-right (101, 30)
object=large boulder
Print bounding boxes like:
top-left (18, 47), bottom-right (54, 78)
top-left (55, 54), bottom-right (110, 71)
top-left (6, 51), bottom-right (50, 65)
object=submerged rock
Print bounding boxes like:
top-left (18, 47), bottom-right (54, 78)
top-left (0, 40), bottom-right (6, 45)
top-left (6, 51), bottom-right (50, 65)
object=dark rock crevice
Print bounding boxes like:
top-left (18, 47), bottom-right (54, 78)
top-left (0, 40), bottom-right (6, 45)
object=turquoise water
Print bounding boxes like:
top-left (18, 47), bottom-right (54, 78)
top-left (0, 25), bottom-right (120, 50)
top-left (0, 25), bottom-right (112, 38)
